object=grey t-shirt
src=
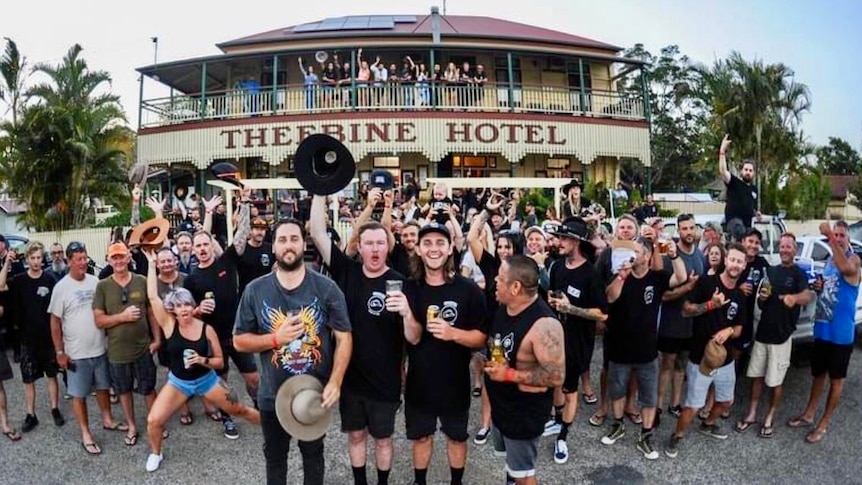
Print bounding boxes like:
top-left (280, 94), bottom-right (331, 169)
top-left (658, 245), bottom-right (706, 339)
top-left (234, 271), bottom-right (350, 412)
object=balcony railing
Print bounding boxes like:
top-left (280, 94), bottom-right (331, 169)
top-left (140, 82), bottom-right (646, 128)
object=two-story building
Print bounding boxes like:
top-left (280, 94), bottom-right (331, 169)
top-left (136, 10), bottom-right (650, 202)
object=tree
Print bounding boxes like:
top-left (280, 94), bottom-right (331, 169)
top-left (0, 43), bottom-right (132, 231)
top-left (0, 37), bottom-right (27, 125)
top-left (816, 136), bottom-right (862, 176)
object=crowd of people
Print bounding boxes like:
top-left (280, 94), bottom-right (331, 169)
top-left (0, 136), bottom-right (857, 485)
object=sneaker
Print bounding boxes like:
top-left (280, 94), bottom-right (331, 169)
top-left (553, 439), bottom-right (569, 464)
top-left (474, 427), bottom-right (490, 445)
top-left (51, 408), bottom-right (66, 427)
top-left (698, 422), bottom-right (728, 440)
top-left (600, 421), bottom-right (625, 445)
top-left (22, 414), bottom-right (38, 433)
top-left (542, 419), bottom-right (561, 437)
top-left (665, 435), bottom-right (681, 458)
top-left (636, 434), bottom-right (659, 460)
top-left (145, 453), bottom-right (163, 472)
top-left (223, 418), bottom-right (239, 440)
top-left (668, 405), bottom-right (682, 418)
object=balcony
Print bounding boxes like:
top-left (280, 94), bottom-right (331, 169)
top-left (139, 82), bottom-right (646, 129)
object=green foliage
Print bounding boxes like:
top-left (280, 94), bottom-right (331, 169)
top-left (816, 137), bottom-right (862, 176)
top-left (773, 168), bottom-right (831, 220)
top-left (95, 206), bottom-right (155, 228)
top-left (517, 189), bottom-right (553, 216)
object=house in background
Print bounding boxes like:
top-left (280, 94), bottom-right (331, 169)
top-left (0, 193), bottom-right (28, 235)
top-left (824, 175), bottom-right (862, 220)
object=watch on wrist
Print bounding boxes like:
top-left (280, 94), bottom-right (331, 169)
top-left (55, 350), bottom-right (65, 355)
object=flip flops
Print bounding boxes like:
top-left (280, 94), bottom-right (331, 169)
top-left (805, 428), bottom-right (827, 444)
top-left (624, 412), bottom-right (643, 425)
top-left (588, 413), bottom-right (606, 427)
top-left (180, 413), bottom-right (194, 426)
top-left (759, 424), bottom-right (774, 438)
top-left (787, 415), bottom-right (815, 429)
top-left (3, 428), bottom-right (21, 441)
top-left (102, 422), bottom-right (129, 432)
top-left (582, 393), bottom-right (598, 405)
top-left (124, 431), bottom-right (139, 447)
top-left (735, 420), bottom-right (757, 433)
top-left (82, 442), bottom-right (102, 455)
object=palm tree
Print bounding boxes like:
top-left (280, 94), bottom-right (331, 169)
top-left (0, 37), bottom-right (27, 126)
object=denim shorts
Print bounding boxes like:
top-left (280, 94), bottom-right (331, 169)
top-left (67, 354), bottom-right (112, 399)
top-left (608, 359), bottom-right (659, 408)
top-left (167, 370), bottom-right (219, 398)
top-left (685, 360), bottom-right (735, 409)
top-left (491, 427), bottom-right (539, 479)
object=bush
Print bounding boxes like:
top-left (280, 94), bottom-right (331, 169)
top-left (95, 207), bottom-right (155, 228)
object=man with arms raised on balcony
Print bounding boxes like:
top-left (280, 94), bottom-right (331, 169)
top-left (310, 193), bottom-right (404, 485)
top-left (718, 135), bottom-right (760, 242)
top-left (788, 221), bottom-right (860, 444)
top-left (484, 255), bottom-right (564, 485)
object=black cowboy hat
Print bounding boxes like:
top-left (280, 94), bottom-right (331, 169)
top-left (294, 134), bottom-right (356, 196)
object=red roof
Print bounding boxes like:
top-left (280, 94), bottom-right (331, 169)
top-left (218, 15), bottom-right (621, 52)
top-left (824, 175), bottom-right (856, 200)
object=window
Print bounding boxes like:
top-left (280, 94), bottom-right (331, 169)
top-left (373, 156), bottom-right (400, 168)
top-left (811, 242), bottom-right (830, 262)
top-left (547, 158), bottom-right (570, 169)
top-left (566, 60), bottom-right (592, 90)
top-left (495, 56), bottom-right (522, 85)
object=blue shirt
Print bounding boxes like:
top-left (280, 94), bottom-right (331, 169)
top-left (814, 254), bottom-right (859, 345)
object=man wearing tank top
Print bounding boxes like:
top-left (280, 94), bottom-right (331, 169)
top-left (484, 255), bottom-right (564, 485)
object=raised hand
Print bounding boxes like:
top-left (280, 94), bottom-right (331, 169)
top-left (720, 134), bottom-right (731, 154)
top-left (145, 196), bottom-right (166, 215)
top-left (710, 288), bottom-right (729, 308)
top-left (203, 195), bottom-right (223, 212)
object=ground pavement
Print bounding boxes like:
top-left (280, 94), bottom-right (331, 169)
top-left (1, 339), bottom-right (861, 485)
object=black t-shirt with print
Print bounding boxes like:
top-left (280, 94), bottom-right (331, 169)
top-left (478, 250), bottom-right (501, 317)
top-left (184, 256), bottom-right (239, 340)
top-left (326, 241), bottom-right (406, 403)
top-left (8, 272), bottom-right (56, 347)
top-left (725, 174), bottom-right (758, 227)
top-left (755, 264), bottom-right (809, 344)
top-left (606, 270), bottom-right (671, 364)
top-left (688, 274), bottom-right (746, 366)
top-left (740, 255), bottom-right (770, 341)
top-left (404, 275), bottom-right (487, 414)
top-left (235, 242), bottom-right (274, 294)
top-left (389, 242), bottom-right (413, 278)
top-left (549, 259), bottom-right (606, 347)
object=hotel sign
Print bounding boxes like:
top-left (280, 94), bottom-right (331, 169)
top-left (138, 117), bottom-right (650, 168)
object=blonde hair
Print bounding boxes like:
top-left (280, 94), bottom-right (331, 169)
top-left (25, 241), bottom-right (44, 257)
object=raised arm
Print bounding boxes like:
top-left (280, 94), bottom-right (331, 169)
top-left (131, 185), bottom-right (142, 226)
top-left (467, 210), bottom-right (488, 264)
top-left (310, 195), bottom-right (334, 266)
top-left (298, 58), bottom-right (308, 76)
top-left (232, 188), bottom-right (252, 256)
top-left (718, 135), bottom-right (732, 184)
top-left (201, 194), bottom-right (223, 235)
top-left (144, 250), bottom-right (171, 330)
top-left (145, 196), bottom-right (167, 220)
top-left (667, 246), bottom-right (689, 287)
top-left (0, 252), bottom-right (14, 291)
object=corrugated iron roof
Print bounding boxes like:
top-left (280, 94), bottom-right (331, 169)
top-left (218, 14), bottom-right (621, 52)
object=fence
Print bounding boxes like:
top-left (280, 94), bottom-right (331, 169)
top-left (26, 227), bottom-right (121, 266)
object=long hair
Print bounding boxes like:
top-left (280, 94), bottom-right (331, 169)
top-left (408, 251), bottom-right (456, 284)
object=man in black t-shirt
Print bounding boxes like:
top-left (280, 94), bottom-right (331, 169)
top-left (310, 195), bottom-right (404, 485)
top-left (601, 237), bottom-right (687, 460)
top-left (387, 222), bottom-right (487, 485)
top-left (666, 243), bottom-right (748, 458)
top-left (738, 234), bottom-right (812, 437)
top-left (546, 217), bottom-right (607, 465)
top-left (184, 191), bottom-right (259, 440)
top-left (236, 217), bottom-right (274, 294)
top-left (389, 221), bottom-right (419, 277)
top-left (718, 135), bottom-right (760, 241)
top-left (734, 227), bottom-right (770, 360)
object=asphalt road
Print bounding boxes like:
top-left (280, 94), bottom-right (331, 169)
top-left (1, 339), bottom-right (861, 485)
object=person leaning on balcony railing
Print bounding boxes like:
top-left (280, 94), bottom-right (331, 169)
top-left (298, 58), bottom-right (319, 112)
top-left (387, 63), bottom-right (400, 108)
top-left (412, 59), bottom-right (430, 109)
top-left (370, 56), bottom-right (388, 108)
top-left (430, 63), bottom-right (443, 107)
top-left (320, 61), bottom-right (338, 110)
top-left (459, 62), bottom-right (475, 107)
top-left (335, 54), bottom-right (352, 107)
top-left (355, 48), bottom-right (372, 108)
top-left (400, 58), bottom-right (415, 108)
top-left (473, 65), bottom-right (487, 108)
top-left (443, 63), bottom-right (459, 107)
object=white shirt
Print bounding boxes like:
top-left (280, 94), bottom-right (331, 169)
top-left (47, 274), bottom-right (106, 360)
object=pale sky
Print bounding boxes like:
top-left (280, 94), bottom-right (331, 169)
top-left (4, 0), bottom-right (861, 149)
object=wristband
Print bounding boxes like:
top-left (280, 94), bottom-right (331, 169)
top-left (504, 367), bottom-right (517, 383)
top-left (670, 254), bottom-right (679, 260)
top-left (56, 350), bottom-right (65, 356)
top-left (706, 301), bottom-right (713, 312)
top-left (271, 332), bottom-right (280, 350)
top-left (206, 210), bottom-right (214, 214)
top-left (719, 151), bottom-right (727, 156)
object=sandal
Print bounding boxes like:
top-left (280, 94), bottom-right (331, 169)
top-left (759, 424), bottom-right (774, 438)
top-left (471, 387), bottom-right (481, 398)
top-left (180, 413), bottom-right (194, 426)
top-left (735, 420), bottom-right (757, 433)
top-left (162, 429), bottom-right (170, 440)
top-left (109, 393), bottom-right (119, 405)
top-left (102, 422), bottom-right (129, 432)
top-left (721, 409), bottom-right (731, 419)
top-left (205, 410), bottom-right (223, 422)
top-left (3, 428), bottom-right (21, 441)
top-left (588, 413), bottom-right (606, 427)
top-left (698, 408), bottom-right (711, 420)
top-left (124, 431), bottom-right (139, 447)
top-left (787, 415), bottom-right (814, 429)
top-left (805, 428), bottom-right (827, 444)
top-left (582, 393), bottom-right (598, 405)
top-left (82, 441), bottom-right (102, 455)
top-left (624, 412), bottom-right (643, 425)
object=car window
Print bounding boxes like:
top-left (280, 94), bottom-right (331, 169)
top-left (811, 242), bottom-right (830, 262)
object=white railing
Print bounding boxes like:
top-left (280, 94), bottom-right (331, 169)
top-left (140, 83), bottom-right (646, 128)
top-left (27, 227), bottom-right (121, 267)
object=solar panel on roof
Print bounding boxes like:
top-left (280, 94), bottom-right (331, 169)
top-left (318, 17), bottom-right (347, 29)
top-left (392, 15), bottom-right (417, 23)
top-left (367, 18), bottom-right (394, 29)
top-left (293, 23), bottom-right (321, 33)
top-left (343, 17), bottom-right (370, 28)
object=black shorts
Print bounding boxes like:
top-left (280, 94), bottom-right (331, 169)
top-left (657, 336), bottom-right (690, 355)
top-left (404, 402), bottom-right (469, 442)
top-left (109, 352), bottom-right (157, 395)
top-left (339, 391), bottom-right (399, 439)
top-left (20, 345), bottom-right (59, 384)
top-left (0, 350), bottom-right (13, 381)
top-left (217, 339), bottom-right (258, 376)
top-left (810, 339), bottom-right (853, 379)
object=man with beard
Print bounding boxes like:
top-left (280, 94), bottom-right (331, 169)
top-left (484, 255), bottom-right (564, 485)
top-left (601, 237), bottom-right (687, 460)
top-left (390, 221), bottom-right (419, 277)
top-left (236, 217), bottom-right (274, 295)
top-left (545, 218), bottom-right (607, 464)
top-left (234, 219), bottom-right (352, 485)
top-left (665, 243), bottom-right (747, 458)
top-left (657, 214), bottom-right (704, 420)
top-left (386, 222), bottom-right (486, 485)
top-left (46, 243), bottom-right (69, 282)
top-left (732, 228), bottom-right (770, 364)
top-left (718, 135), bottom-right (760, 241)
top-left (310, 195), bottom-right (404, 485)
top-left (173, 232), bottom-right (199, 275)
top-left (184, 191), bottom-right (259, 439)
top-left (737, 233), bottom-right (812, 438)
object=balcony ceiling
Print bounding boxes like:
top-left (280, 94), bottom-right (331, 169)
top-left (217, 14), bottom-right (622, 52)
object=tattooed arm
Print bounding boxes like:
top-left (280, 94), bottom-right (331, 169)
top-left (513, 317), bottom-right (565, 388)
top-left (557, 300), bottom-right (607, 322)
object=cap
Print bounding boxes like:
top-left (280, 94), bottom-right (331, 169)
top-left (369, 169), bottom-right (394, 190)
top-left (0, 234), bottom-right (5, 243)
top-left (524, 226), bottom-right (546, 240)
top-left (107, 242), bottom-right (130, 258)
top-left (552, 217), bottom-right (590, 241)
top-left (418, 222), bottom-right (451, 242)
top-left (251, 217), bottom-right (268, 229)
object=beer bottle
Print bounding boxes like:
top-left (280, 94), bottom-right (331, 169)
top-left (490, 334), bottom-right (506, 364)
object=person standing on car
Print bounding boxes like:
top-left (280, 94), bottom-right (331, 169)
top-left (788, 221), bottom-right (860, 444)
top-left (718, 135), bottom-right (760, 242)
top-left (737, 233), bottom-right (813, 438)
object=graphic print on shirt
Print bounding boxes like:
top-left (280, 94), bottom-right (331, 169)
top-left (367, 291), bottom-right (386, 316)
top-left (263, 299), bottom-right (324, 375)
top-left (566, 285), bottom-right (581, 299)
top-left (644, 285), bottom-right (655, 305)
top-left (37, 286), bottom-right (51, 298)
top-left (815, 272), bottom-right (839, 323)
top-left (440, 300), bottom-right (459, 325)
top-left (726, 301), bottom-right (739, 321)
top-left (260, 253), bottom-right (271, 268)
top-left (501, 332), bottom-right (515, 361)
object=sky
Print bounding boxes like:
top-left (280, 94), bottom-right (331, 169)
top-left (3, 0), bottom-right (861, 149)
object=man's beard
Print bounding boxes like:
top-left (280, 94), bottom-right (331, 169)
top-left (52, 260), bottom-right (67, 273)
top-left (276, 254), bottom-right (303, 272)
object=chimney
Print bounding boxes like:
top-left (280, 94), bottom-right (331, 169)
top-left (431, 6), bottom-right (441, 44)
